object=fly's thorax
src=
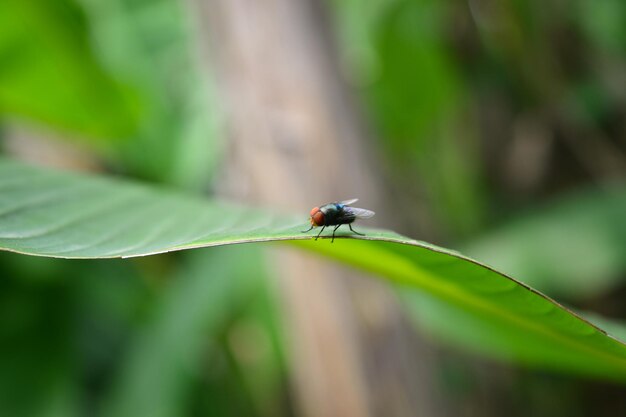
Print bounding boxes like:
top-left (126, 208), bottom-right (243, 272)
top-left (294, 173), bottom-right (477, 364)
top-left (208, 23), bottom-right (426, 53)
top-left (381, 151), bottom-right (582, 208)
top-left (320, 203), bottom-right (338, 217)
top-left (320, 203), bottom-right (341, 214)
top-left (319, 203), bottom-right (351, 226)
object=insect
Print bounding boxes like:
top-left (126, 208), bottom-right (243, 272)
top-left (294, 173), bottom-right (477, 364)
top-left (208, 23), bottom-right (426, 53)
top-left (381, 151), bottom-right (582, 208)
top-left (301, 198), bottom-right (375, 242)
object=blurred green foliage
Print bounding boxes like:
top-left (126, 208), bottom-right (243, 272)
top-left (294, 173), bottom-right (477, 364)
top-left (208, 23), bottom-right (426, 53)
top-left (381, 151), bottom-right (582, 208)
top-left (334, 0), bottom-right (488, 237)
top-left (75, 0), bottom-right (220, 187)
top-left (0, 0), bottom-right (140, 139)
top-left (0, 253), bottom-right (146, 416)
top-left (466, 185), bottom-right (626, 299)
top-left (0, 0), bottom-right (625, 415)
top-left (101, 246), bottom-right (287, 417)
top-left (0, 0), bottom-right (218, 187)
top-left (0, 247), bottom-right (287, 417)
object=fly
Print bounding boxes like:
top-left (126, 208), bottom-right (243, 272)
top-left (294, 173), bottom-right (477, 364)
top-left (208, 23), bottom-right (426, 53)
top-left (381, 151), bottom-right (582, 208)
top-left (301, 198), bottom-right (375, 243)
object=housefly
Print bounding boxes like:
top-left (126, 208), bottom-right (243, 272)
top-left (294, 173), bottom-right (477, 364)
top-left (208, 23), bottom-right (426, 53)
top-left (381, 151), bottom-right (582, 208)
top-left (301, 198), bottom-right (375, 242)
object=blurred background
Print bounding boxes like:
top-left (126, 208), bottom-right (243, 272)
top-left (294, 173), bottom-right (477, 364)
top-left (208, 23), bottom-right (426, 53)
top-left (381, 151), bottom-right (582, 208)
top-left (1, 0), bottom-right (625, 416)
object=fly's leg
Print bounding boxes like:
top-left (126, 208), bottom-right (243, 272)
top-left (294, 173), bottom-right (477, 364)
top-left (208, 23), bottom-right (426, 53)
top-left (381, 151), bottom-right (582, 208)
top-left (331, 225), bottom-right (341, 243)
top-left (301, 225), bottom-right (314, 233)
top-left (315, 226), bottom-right (326, 240)
top-left (349, 224), bottom-right (365, 236)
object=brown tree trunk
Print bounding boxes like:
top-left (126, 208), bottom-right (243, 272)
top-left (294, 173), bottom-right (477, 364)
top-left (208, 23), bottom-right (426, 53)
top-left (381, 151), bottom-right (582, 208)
top-left (190, 0), bottom-right (441, 415)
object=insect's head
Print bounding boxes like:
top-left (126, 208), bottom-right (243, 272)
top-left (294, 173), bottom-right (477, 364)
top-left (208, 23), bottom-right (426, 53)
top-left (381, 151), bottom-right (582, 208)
top-left (309, 207), bottom-right (325, 227)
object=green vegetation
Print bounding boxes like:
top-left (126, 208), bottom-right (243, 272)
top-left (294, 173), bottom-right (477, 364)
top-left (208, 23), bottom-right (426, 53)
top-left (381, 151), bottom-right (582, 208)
top-left (1, 0), bottom-right (625, 415)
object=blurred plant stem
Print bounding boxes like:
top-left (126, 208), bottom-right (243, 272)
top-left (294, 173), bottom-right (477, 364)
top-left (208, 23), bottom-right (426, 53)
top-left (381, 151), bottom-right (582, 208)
top-left (190, 0), bottom-right (441, 416)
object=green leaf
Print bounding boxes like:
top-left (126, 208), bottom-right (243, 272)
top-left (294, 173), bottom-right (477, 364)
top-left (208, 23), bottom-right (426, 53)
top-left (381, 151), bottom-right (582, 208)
top-left (2, 158), bottom-right (626, 382)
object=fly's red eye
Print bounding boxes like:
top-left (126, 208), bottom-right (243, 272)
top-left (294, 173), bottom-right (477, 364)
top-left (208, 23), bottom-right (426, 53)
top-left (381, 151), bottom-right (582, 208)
top-left (312, 211), bottom-right (325, 226)
top-left (310, 207), bottom-right (320, 217)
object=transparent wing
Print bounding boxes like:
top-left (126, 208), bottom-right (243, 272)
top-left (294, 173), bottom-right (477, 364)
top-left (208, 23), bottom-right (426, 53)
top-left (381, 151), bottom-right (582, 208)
top-left (339, 198), bottom-right (359, 205)
top-left (348, 207), bottom-right (375, 218)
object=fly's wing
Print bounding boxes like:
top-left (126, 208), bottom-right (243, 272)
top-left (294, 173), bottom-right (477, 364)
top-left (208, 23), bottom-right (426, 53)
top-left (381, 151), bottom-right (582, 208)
top-left (345, 207), bottom-right (375, 219)
top-left (339, 198), bottom-right (358, 205)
